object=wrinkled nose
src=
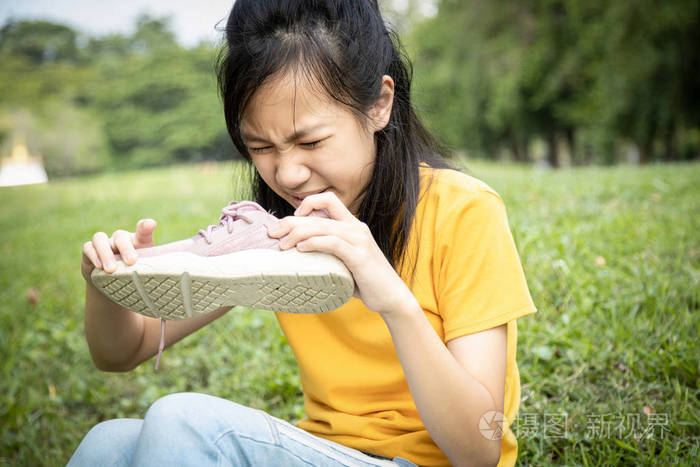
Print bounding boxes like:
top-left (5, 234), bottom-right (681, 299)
top-left (276, 152), bottom-right (311, 190)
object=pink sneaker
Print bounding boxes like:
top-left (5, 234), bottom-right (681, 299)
top-left (92, 200), bottom-right (354, 317)
top-left (90, 201), bottom-right (354, 368)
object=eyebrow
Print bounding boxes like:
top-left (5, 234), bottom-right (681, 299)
top-left (242, 125), bottom-right (328, 145)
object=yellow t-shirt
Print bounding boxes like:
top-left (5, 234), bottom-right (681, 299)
top-left (275, 166), bottom-right (537, 466)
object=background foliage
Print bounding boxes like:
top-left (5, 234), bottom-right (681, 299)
top-left (0, 16), bottom-right (234, 177)
top-left (405, 0), bottom-right (700, 166)
top-left (1, 1), bottom-right (699, 177)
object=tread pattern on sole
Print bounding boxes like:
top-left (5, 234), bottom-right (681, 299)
top-left (92, 269), bottom-right (354, 320)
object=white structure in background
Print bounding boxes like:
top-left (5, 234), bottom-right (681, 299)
top-left (0, 140), bottom-right (48, 187)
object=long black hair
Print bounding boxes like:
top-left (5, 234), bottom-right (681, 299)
top-left (216, 0), bottom-right (455, 271)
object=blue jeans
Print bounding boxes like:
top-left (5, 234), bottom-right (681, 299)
top-left (68, 392), bottom-right (419, 466)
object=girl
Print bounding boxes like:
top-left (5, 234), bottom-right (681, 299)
top-left (71, 1), bottom-right (536, 466)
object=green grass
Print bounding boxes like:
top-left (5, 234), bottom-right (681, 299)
top-left (1, 160), bottom-right (698, 465)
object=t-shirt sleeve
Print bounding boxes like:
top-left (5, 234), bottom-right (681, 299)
top-left (436, 187), bottom-right (536, 342)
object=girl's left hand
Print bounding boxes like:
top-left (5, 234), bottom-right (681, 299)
top-left (266, 191), bottom-right (417, 317)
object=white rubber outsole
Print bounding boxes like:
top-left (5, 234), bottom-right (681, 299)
top-left (91, 248), bottom-right (354, 319)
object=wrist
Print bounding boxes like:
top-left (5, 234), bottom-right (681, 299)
top-left (379, 291), bottom-right (422, 324)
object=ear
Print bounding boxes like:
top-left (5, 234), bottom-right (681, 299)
top-left (369, 75), bottom-right (395, 132)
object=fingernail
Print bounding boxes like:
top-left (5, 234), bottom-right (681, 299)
top-left (106, 261), bottom-right (115, 271)
top-left (268, 226), bottom-right (280, 236)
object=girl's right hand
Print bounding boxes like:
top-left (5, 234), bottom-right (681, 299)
top-left (81, 219), bottom-right (157, 281)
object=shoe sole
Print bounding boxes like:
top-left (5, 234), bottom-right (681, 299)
top-left (91, 248), bottom-right (354, 319)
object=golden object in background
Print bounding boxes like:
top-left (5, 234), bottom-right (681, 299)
top-left (0, 139), bottom-right (48, 187)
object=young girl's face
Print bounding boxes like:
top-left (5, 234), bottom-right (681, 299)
top-left (241, 72), bottom-right (385, 214)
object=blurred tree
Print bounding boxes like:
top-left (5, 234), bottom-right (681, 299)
top-left (0, 20), bottom-right (79, 63)
top-left (0, 20), bottom-right (107, 176)
top-left (380, 0), bottom-right (438, 34)
top-left (85, 16), bottom-right (233, 169)
top-left (131, 14), bottom-right (180, 54)
top-left (576, 0), bottom-right (700, 163)
top-left (0, 15), bottom-right (234, 176)
top-left (2, 3), bottom-right (697, 172)
top-left (406, 0), bottom-right (700, 164)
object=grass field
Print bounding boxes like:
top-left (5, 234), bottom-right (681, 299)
top-left (1, 160), bottom-right (698, 465)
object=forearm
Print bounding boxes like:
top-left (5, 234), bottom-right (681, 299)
top-left (84, 280), bottom-right (231, 371)
top-left (382, 300), bottom-right (502, 467)
top-left (84, 280), bottom-right (147, 371)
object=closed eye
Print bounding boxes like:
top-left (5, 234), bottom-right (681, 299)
top-left (300, 140), bottom-right (322, 149)
top-left (249, 146), bottom-right (272, 154)
top-left (249, 137), bottom-right (326, 154)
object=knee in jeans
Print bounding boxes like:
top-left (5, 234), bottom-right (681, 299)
top-left (83, 419), bottom-right (130, 446)
top-left (145, 392), bottom-right (202, 424)
top-left (70, 419), bottom-right (138, 466)
top-left (144, 392), bottom-right (266, 440)
top-left (144, 392), bottom-right (242, 430)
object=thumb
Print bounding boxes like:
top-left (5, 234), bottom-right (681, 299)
top-left (134, 219), bottom-right (157, 247)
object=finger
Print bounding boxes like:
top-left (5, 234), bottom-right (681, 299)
top-left (134, 219), bottom-right (157, 248)
top-left (266, 219), bottom-right (287, 239)
top-left (277, 218), bottom-right (362, 250)
top-left (82, 241), bottom-right (102, 269)
top-left (112, 230), bottom-right (137, 265)
top-left (296, 235), bottom-right (357, 267)
top-left (270, 215), bottom-right (334, 241)
top-left (294, 191), bottom-right (356, 222)
top-left (308, 208), bottom-right (331, 219)
top-left (92, 231), bottom-right (116, 273)
top-left (267, 215), bottom-right (313, 238)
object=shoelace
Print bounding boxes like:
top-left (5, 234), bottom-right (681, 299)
top-left (154, 200), bottom-right (268, 370)
top-left (197, 201), bottom-right (265, 244)
top-left (155, 318), bottom-right (165, 370)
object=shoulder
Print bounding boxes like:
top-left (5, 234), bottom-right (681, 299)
top-left (418, 165), bottom-right (505, 221)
